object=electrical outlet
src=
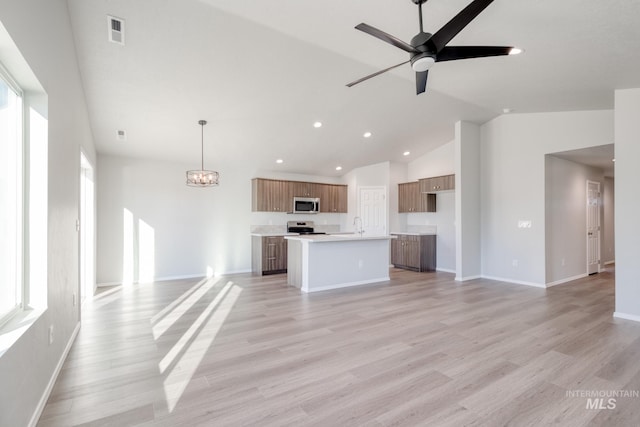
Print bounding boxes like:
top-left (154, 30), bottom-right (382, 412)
top-left (561, 258), bottom-right (566, 267)
top-left (73, 293), bottom-right (76, 306)
top-left (48, 325), bottom-right (54, 345)
top-left (512, 259), bottom-right (519, 267)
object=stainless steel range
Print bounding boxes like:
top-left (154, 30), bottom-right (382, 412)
top-left (287, 220), bottom-right (326, 235)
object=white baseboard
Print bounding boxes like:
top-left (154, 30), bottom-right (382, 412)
top-left (29, 321), bottom-right (81, 427)
top-left (455, 275), bottom-right (481, 282)
top-left (545, 273), bottom-right (588, 287)
top-left (97, 269), bottom-right (253, 287)
top-left (604, 260), bottom-right (615, 266)
top-left (302, 277), bottom-right (390, 293)
top-left (481, 275), bottom-right (546, 288)
top-left (436, 267), bottom-right (456, 274)
top-left (613, 312), bottom-right (640, 323)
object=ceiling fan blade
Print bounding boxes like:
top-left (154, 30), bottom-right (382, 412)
top-left (346, 60), bottom-right (410, 88)
top-left (428, 0), bottom-right (494, 53)
top-left (436, 46), bottom-right (513, 62)
top-left (416, 70), bottom-right (429, 95)
top-left (355, 23), bottom-right (420, 54)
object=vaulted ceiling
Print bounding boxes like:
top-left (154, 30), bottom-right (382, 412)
top-left (67, 0), bottom-right (639, 176)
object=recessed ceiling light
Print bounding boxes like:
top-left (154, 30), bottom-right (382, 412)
top-left (403, 151), bottom-right (410, 156)
top-left (335, 166), bottom-right (342, 171)
top-left (612, 158), bottom-right (616, 162)
top-left (313, 121), bottom-right (322, 128)
top-left (363, 132), bottom-right (372, 138)
top-left (509, 47), bottom-right (523, 55)
top-left (503, 108), bottom-right (512, 114)
top-left (276, 159), bottom-right (283, 164)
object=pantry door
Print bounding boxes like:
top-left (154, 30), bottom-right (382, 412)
top-left (359, 187), bottom-right (386, 236)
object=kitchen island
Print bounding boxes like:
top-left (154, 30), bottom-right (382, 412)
top-left (285, 234), bottom-right (395, 293)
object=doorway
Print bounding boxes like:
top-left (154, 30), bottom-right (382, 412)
top-left (359, 187), bottom-right (386, 236)
top-left (80, 153), bottom-right (95, 302)
top-left (586, 180), bottom-right (601, 275)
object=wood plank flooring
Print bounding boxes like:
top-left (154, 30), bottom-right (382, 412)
top-left (37, 267), bottom-right (640, 426)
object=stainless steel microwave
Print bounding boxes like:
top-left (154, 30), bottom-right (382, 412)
top-left (293, 197), bottom-right (320, 214)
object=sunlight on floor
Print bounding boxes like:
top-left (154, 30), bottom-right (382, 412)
top-left (154, 280), bottom-right (242, 412)
top-left (151, 277), bottom-right (223, 340)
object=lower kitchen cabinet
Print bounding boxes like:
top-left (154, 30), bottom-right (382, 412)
top-left (252, 236), bottom-right (287, 275)
top-left (390, 234), bottom-right (436, 272)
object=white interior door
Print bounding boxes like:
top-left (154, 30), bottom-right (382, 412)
top-left (359, 187), bottom-right (386, 236)
top-left (586, 180), bottom-right (601, 275)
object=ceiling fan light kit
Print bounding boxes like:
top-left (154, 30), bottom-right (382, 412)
top-left (348, 0), bottom-right (519, 95)
top-left (186, 120), bottom-right (220, 187)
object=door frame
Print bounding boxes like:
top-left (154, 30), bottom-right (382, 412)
top-left (79, 151), bottom-right (96, 306)
top-left (586, 180), bottom-right (601, 275)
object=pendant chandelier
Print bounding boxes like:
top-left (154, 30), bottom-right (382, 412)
top-left (186, 120), bottom-right (219, 187)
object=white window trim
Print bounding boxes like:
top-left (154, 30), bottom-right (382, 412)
top-left (0, 63), bottom-right (25, 330)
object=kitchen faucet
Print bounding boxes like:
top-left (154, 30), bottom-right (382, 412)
top-left (353, 216), bottom-right (364, 236)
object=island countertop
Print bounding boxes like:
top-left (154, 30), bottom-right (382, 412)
top-left (284, 234), bottom-right (396, 243)
top-left (389, 231), bottom-right (437, 236)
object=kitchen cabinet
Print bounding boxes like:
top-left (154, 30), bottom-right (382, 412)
top-left (419, 174), bottom-right (455, 193)
top-left (252, 178), bottom-right (291, 212)
top-left (320, 184), bottom-right (348, 213)
top-left (398, 181), bottom-right (435, 213)
top-left (291, 181), bottom-right (321, 198)
top-left (252, 178), bottom-right (347, 213)
top-left (390, 234), bottom-right (436, 272)
top-left (252, 235), bottom-right (287, 275)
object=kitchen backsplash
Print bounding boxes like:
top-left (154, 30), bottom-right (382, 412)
top-left (406, 224), bottom-right (438, 234)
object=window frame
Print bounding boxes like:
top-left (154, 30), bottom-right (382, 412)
top-left (0, 62), bottom-right (25, 328)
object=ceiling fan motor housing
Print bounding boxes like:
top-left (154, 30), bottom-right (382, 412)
top-left (410, 32), bottom-right (436, 72)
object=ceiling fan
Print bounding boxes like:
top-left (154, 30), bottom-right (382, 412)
top-left (347, 0), bottom-right (520, 95)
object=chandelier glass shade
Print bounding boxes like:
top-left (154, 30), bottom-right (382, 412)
top-left (186, 120), bottom-right (219, 187)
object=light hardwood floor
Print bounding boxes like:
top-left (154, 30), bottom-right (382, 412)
top-left (38, 267), bottom-right (640, 426)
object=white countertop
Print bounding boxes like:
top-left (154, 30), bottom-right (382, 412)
top-left (390, 232), bottom-right (437, 236)
top-left (285, 234), bottom-right (396, 243)
top-left (251, 232), bottom-right (299, 237)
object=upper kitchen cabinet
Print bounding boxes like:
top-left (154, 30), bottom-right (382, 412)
top-left (251, 178), bottom-right (291, 212)
top-left (419, 174), bottom-right (455, 193)
top-left (252, 178), bottom-right (347, 213)
top-left (291, 181), bottom-right (321, 198)
top-left (320, 184), bottom-right (348, 213)
top-left (398, 181), bottom-right (435, 213)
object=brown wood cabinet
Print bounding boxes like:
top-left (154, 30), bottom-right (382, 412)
top-left (398, 181), bottom-right (435, 213)
top-left (251, 178), bottom-right (291, 212)
top-left (252, 235), bottom-right (287, 275)
top-left (291, 181), bottom-right (320, 198)
top-left (252, 178), bottom-right (347, 213)
top-left (391, 234), bottom-right (436, 272)
top-left (320, 184), bottom-right (348, 213)
top-left (419, 174), bottom-right (455, 193)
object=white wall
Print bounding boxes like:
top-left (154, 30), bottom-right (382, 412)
top-left (603, 177), bottom-right (615, 264)
top-left (480, 110), bottom-right (613, 286)
top-left (405, 141), bottom-right (456, 272)
top-left (0, 1), bottom-right (96, 425)
top-left (614, 88), bottom-right (640, 320)
top-left (407, 141), bottom-right (455, 179)
top-left (544, 155), bottom-right (604, 284)
top-left (455, 122), bottom-right (482, 280)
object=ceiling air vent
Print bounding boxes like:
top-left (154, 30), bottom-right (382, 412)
top-left (116, 130), bottom-right (127, 141)
top-left (107, 15), bottom-right (125, 45)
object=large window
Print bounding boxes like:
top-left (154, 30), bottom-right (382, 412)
top-left (0, 66), bottom-right (23, 325)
